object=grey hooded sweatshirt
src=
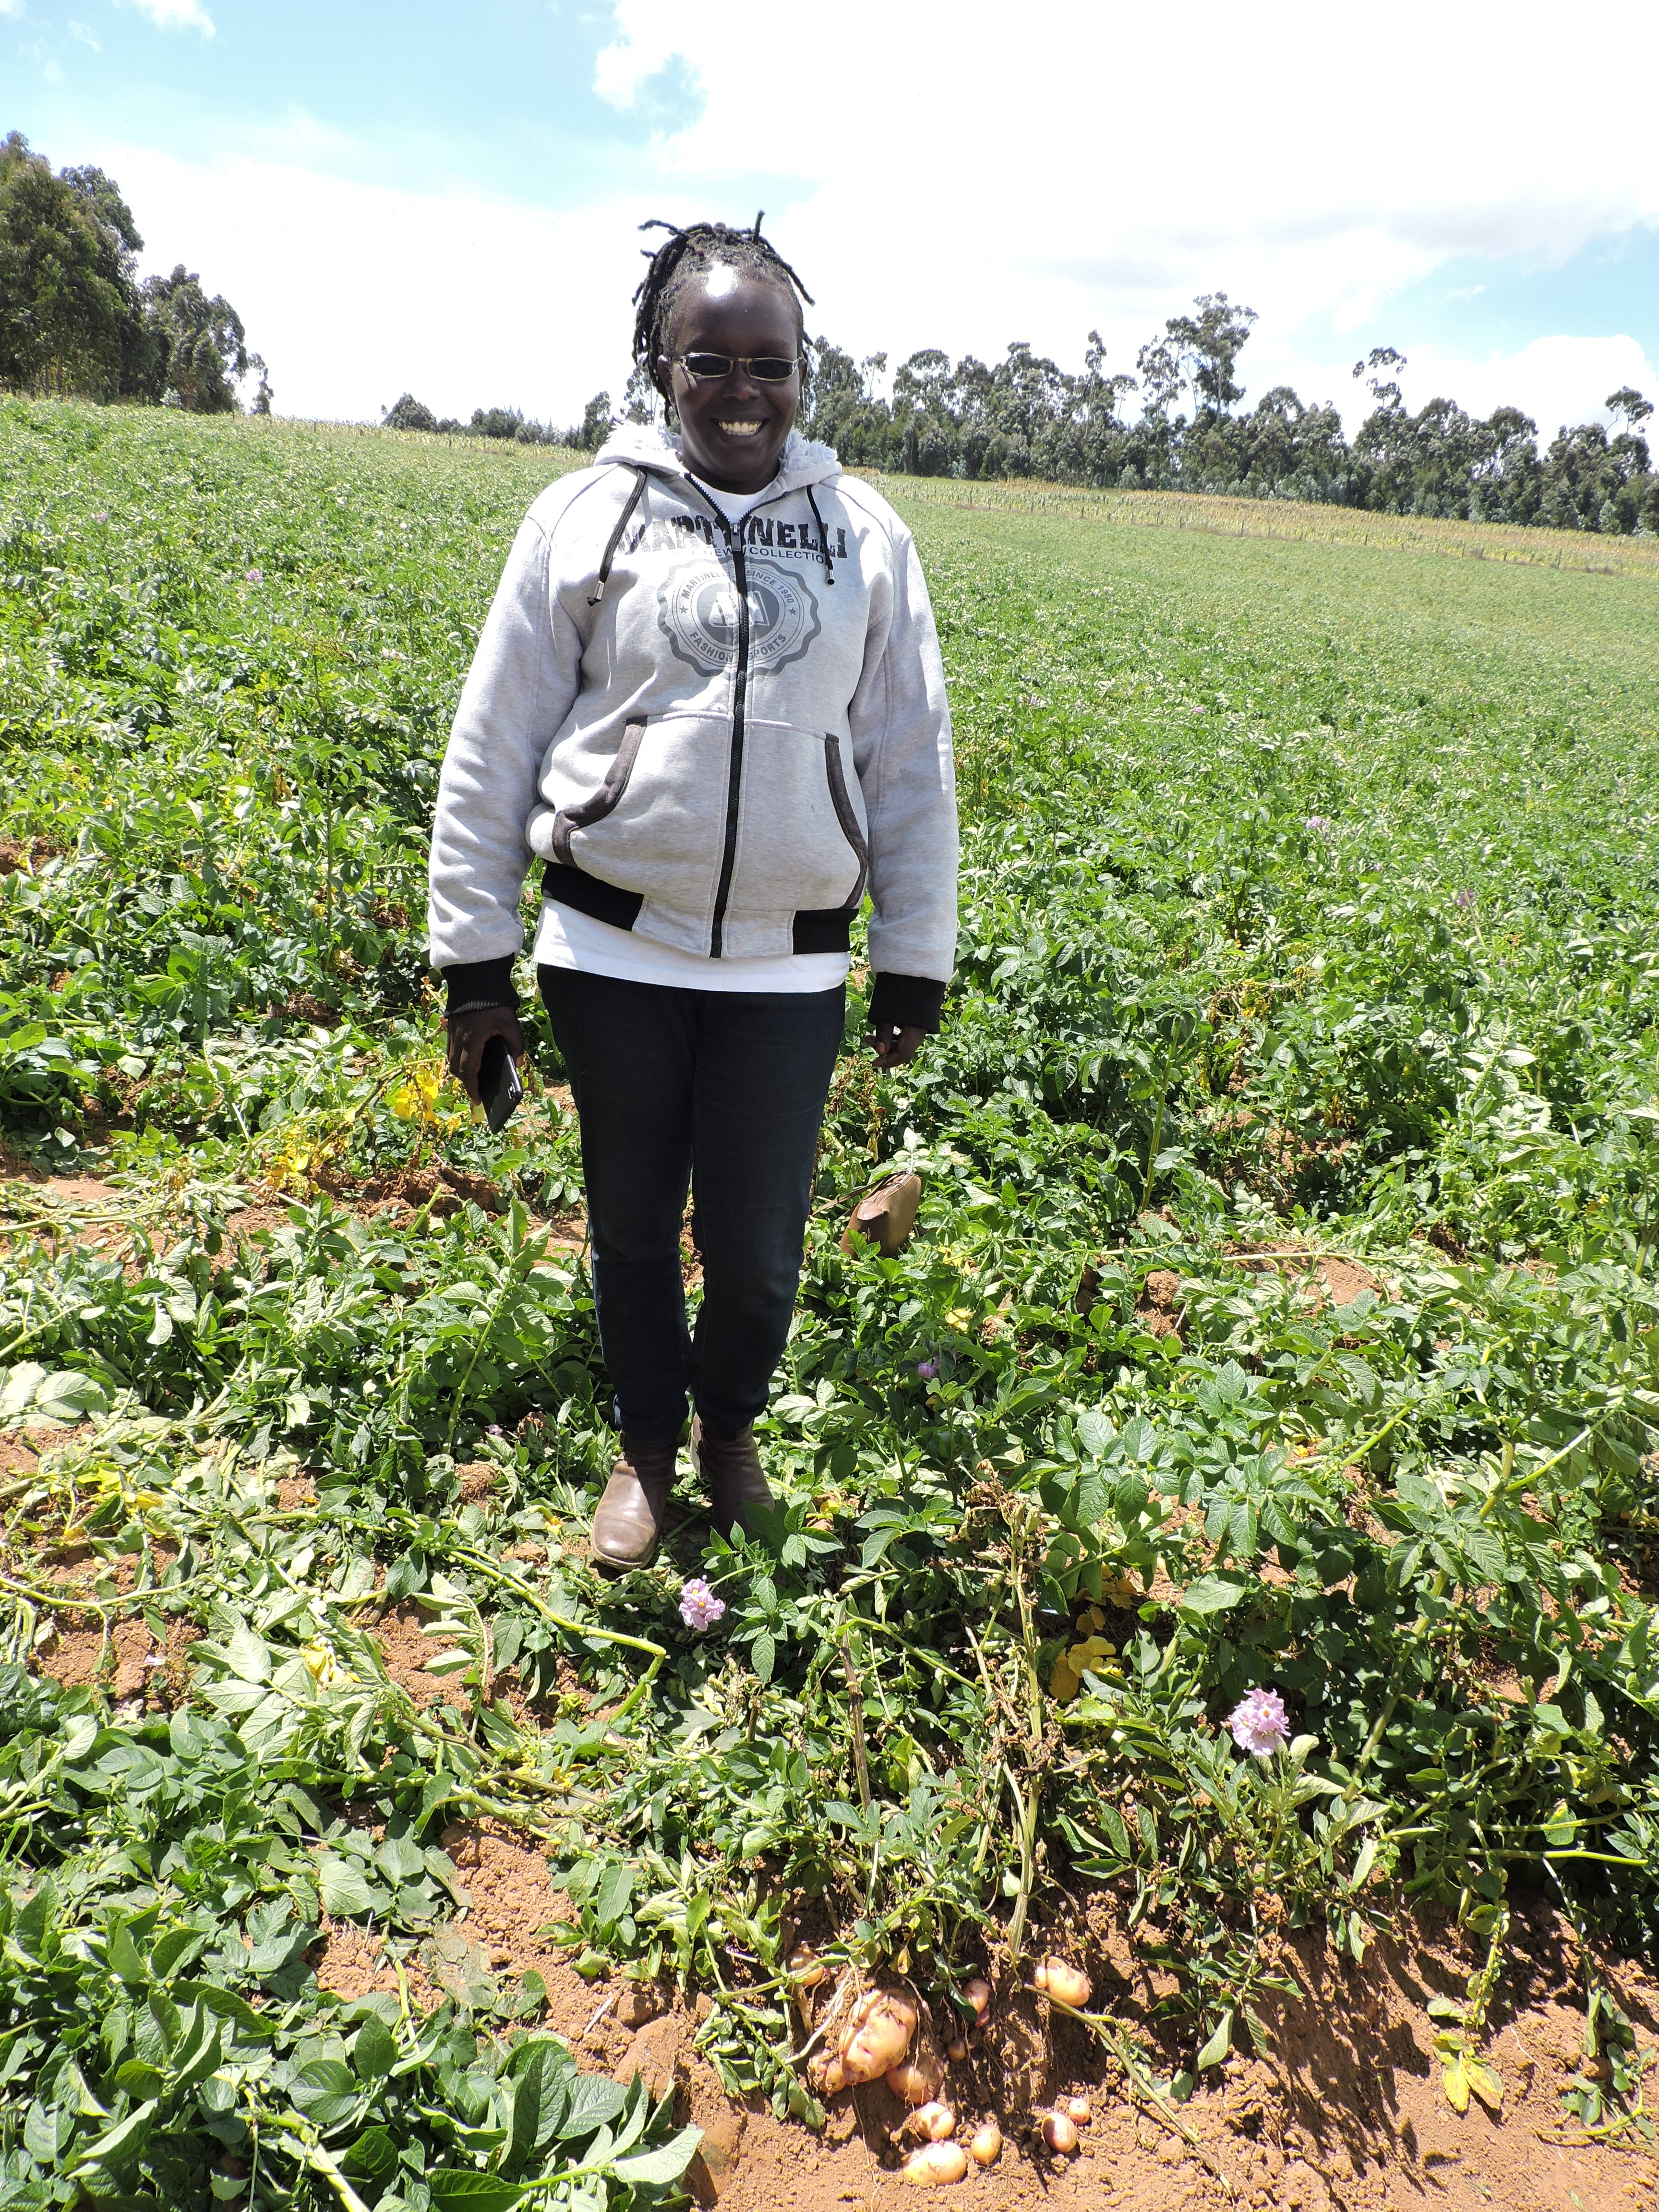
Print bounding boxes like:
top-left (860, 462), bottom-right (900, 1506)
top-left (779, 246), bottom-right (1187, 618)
top-left (427, 423), bottom-right (958, 1032)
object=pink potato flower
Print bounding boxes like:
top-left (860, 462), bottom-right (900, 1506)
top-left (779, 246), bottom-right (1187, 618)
top-left (1228, 1686), bottom-right (1290, 1758)
top-left (679, 1577), bottom-right (726, 1632)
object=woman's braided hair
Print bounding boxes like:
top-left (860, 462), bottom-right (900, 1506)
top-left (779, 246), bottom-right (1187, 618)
top-left (632, 214), bottom-right (813, 406)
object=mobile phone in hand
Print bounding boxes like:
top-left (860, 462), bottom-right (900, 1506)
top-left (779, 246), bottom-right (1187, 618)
top-left (477, 1036), bottom-right (523, 1134)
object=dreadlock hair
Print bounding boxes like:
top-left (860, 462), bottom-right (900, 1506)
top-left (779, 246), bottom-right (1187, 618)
top-left (632, 214), bottom-right (814, 409)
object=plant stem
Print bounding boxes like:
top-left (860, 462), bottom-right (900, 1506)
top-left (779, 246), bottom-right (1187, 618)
top-left (838, 1633), bottom-right (873, 1814)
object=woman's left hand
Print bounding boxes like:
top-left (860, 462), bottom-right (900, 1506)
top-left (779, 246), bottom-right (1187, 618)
top-left (867, 1022), bottom-right (926, 1070)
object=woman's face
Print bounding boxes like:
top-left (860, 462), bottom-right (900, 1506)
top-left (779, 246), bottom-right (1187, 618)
top-left (660, 268), bottom-right (800, 493)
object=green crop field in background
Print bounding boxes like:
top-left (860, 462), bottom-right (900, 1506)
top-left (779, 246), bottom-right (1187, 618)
top-left (2, 398), bottom-right (1658, 2204)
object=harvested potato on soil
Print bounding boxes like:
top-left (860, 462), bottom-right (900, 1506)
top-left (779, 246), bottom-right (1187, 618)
top-left (902, 2140), bottom-right (968, 2185)
top-left (969, 2121), bottom-right (1003, 2166)
top-left (1041, 2109), bottom-right (1080, 2154)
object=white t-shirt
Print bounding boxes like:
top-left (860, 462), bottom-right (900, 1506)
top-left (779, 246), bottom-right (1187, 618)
top-left (534, 471), bottom-right (852, 996)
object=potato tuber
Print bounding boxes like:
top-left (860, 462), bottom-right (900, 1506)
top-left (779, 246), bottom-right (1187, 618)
top-left (969, 2121), bottom-right (1003, 2167)
top-left (886, 2047), bottom-right (945, 2106)
top-left (1032, 1958), bottom-right (1092, 2010)
top-left (1041, 2109), bottom-right (1080, 2154)
top-left (815, 1988), bottom-right (919, 2094)
top-left (902, 2141), bottom-right (969, 2186)
top-left (914, 2101), bottom-right (956, 2141)
top-left (787, 1942), bottom-right (826, 1991)
top-left (962, 1975), bottom-right (992, 2025)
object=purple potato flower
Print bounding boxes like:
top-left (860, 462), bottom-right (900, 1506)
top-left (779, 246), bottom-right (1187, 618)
top-left (1305, 815), bottom-right (1333, 834)
top-left (1454, 888), bottom-right (1477, 910)
top-left (1228, 1686), bottom-right (1290, 1758)
top-left (245, 567), bottom-right (264, 584)
top-left (917, 1360), bottom-right (939, 1381)
top-left (679, 1577), bottom-right (726, 1632)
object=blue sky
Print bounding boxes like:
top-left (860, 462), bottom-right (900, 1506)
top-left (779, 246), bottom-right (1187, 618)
top-left (5, 0), bottom-right (1656, 438)
top-left (9, 1), bottom-right (708, 199)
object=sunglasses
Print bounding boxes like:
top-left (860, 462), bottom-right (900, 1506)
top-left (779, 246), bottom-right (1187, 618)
top-left (673, 351), bottom-right (800, 384)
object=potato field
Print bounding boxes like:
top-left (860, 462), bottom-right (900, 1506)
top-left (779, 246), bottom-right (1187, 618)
top-left (1, 398), bottom-right (1657, 2212)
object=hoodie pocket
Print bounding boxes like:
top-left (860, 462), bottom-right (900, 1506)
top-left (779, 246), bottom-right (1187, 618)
top-left (721, 721), bottom-right (868, 922)
top-left (821, 732), bottom-right (869, 911)
top-left (550, 719), bottom-right (648, 865)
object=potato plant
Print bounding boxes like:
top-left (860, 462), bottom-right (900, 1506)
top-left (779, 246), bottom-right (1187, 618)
top-left (2, 397), bottom-right (1658, 2192)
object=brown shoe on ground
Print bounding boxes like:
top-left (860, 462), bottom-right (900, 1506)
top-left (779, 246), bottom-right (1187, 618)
top-left (590, 1436), bottom-right (678, 1570)
top-left (691, 1416), bottom-right (775, 1539)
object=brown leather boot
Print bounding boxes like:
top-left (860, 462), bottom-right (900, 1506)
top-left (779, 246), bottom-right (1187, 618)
top-left (589, 1436), bottom-right (678, 1570)
top-left (691, 1416), bottom-right (774, 1539)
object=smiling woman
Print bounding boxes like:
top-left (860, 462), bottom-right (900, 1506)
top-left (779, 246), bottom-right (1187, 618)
top-left (427, 214), bottom-right (960, 1585)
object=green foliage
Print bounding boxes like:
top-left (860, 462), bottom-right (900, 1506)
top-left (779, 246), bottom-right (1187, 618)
top-left (1, 403), bottom-right (1658, 2158)
top-left (0, 1665), bottom-right (698, 2208)
top-left (803, 311), bottom-right (1658, 533)
top-left (0, 135), bottom-right (262, 412)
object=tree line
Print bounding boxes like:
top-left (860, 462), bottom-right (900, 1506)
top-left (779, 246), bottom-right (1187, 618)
top-left (0, 133), bottom-right (267, 413)
top-left (812, 307), bottom-right (1659, 534)
top-left (524, 293), bottom-right (1656, 537)
top-left (8, 129), bottom-right (1650, 539)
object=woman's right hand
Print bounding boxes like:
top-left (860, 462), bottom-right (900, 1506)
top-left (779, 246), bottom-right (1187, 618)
top-left (445, 1006), bottom-right (527, 1102)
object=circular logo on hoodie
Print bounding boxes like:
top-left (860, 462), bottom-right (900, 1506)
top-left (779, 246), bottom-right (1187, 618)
top-left (659, 563), bottom-right (821, 675)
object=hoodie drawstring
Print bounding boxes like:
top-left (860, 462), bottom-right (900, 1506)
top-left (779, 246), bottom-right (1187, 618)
top-left (588, 468), bottom-right (647, 605)
top-left (806, 484), bottom-right (836, 586)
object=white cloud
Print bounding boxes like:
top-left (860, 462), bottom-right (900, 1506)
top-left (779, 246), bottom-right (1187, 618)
top-left (119, 0), bottom-right (215, 34)
top-left (104, 143), bottom-right (649, 423)
top-left (1390, 335), bottom-right (1659, 443)
top-left (82, 3), bottom-right (1659, 435)
top-left (0, 0), bottom-right (27, 20)
top-left (69, 20), bottom-right (101, 48)
top-left (587, 1), bottom-right (1659, 421)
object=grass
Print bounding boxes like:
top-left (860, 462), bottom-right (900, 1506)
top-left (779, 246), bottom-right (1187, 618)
top-left (878, 469), bottom-right (1659, 578)
top-left (1, 395), bottom-right (1658, 2204)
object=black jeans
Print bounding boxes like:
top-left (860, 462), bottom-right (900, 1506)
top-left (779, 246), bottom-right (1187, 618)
top-left (540, 966), bottom-right (846, 1447)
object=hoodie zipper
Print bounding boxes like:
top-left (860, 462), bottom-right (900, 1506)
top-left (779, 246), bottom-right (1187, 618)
top-left (708, 514), bottom-right (748, 959)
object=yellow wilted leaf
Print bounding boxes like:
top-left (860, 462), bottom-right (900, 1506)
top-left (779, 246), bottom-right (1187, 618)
top-left (1466, 2060), bottom-right (1503, 2112)
top-left (1440, 2052), bottom-right (1470, 2114)
top-left (390, 1066), bottom-right (444, 1122)
top-left (1048, 1657), bottom-right (1082, 1704)
top-left (947, 1306), bottom-right (974, 1331)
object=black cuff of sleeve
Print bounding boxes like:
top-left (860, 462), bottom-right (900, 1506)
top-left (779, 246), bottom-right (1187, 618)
top-left (868, 972), bottom-right (947, 1034)
top-left (442, 956), bottom-right (519, 1013)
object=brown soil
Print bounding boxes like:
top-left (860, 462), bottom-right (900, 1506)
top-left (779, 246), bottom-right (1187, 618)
top-left (33, 1609), bottom-right (196, 1707)
top-left (0, 836), bottom-right (63, 875)
top-left (364, 1602), bottom-right (454, 1707)
top-left (0, 1424), bottom-right (87, 1476)
top-left (1135, 1266), bottom-right (1185, 1339)
top-left (315, 1818), bottom-right (1659, 2212)
top-left (0, 1174), bottom-right (139, 1264)
top-left (1229, 1245), bottom-right (1384, 1312)
top-left (456, 1461), bottom-right (497, 1505)
top-left (35, 1618), bottom-right (154, 1696)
